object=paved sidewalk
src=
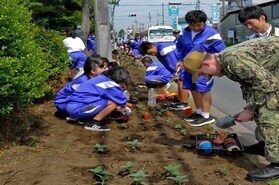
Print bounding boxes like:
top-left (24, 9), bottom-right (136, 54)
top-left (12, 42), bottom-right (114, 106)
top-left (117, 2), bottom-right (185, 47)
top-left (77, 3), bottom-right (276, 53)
top-left (210, 105), bottom-right (269, 168)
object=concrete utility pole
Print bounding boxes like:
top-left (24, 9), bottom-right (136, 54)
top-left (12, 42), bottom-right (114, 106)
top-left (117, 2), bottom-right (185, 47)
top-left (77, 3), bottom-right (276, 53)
top-left (94, 0), bottom-right (112, 59)
top-left (162, 3), bottom-right (165, 25)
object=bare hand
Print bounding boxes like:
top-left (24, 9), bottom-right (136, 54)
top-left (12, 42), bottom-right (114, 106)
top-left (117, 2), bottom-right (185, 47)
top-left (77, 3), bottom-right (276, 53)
top-left (176, 62), bottom-right (183, 70)
top-left (233, 110), bottom-right (254, 122)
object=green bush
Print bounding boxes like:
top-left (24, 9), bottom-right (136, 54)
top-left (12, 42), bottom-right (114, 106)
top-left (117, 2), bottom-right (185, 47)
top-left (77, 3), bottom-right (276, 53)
top-left (0, 0), bottom-right (67, 119)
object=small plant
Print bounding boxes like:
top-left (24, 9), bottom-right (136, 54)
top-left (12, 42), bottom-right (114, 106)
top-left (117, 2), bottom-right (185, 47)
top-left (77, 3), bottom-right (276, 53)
top-left (95, 143), bottom-right (107, 154)
top-left (267, 179), bottom-right (279, 185)
top-left (215, 166), bottom-right (230, 177)
top-left (120, 123), bottom-right (128, 129)
top-left (174, 124), bottom-right (182, 130)
top-left (164, 164), bottom-right (181, 177)
top-left (129, 170), bottom-right (149, 185)
top-left (127, 139), bottom-right (141, 152)
top-left (167, 175), bottom-right (189, 185)
top-left (180, 129), bottom-right (187, 136)
top-left (118, 161), bottom-right (136, 176)
top-left (88, 165), bottom-right (109, 185)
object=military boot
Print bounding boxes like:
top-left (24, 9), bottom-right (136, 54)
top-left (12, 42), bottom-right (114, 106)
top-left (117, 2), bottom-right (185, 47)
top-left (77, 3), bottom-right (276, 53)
top-left (246, 163), bottom-right (279, 181)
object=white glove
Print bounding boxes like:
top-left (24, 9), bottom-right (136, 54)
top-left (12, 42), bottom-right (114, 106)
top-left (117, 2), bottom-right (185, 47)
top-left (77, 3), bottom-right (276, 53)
top-left (120, 107), bottom-right (132, 115)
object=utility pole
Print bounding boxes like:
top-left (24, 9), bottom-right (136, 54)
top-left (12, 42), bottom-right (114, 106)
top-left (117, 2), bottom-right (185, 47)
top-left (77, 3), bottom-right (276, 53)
top-left (162, 3), bottom-right (165, 25)
top-left (196, 0), bottom-right (201, 10)
top-left (94, 0), bottom-right (112, 59)
top-left (149, 12), bottom-right (151, 27)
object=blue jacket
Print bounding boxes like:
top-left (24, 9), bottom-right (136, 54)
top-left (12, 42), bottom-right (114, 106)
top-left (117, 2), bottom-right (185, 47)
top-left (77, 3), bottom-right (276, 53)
top-left (54, 75), bottom-right (90, 110)
top-left (155, 43), bottom-right (180, 74)
top-left (145, 62), bottom-right (172, 83)
top-left (176, 24), bottom-right (226, 61)
top-left (67, 74), bottom-right (127, 106)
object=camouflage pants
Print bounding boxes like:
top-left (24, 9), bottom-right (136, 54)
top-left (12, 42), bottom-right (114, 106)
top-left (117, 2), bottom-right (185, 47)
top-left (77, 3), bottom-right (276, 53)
top-left (255, 105), bottom-right (279, 163)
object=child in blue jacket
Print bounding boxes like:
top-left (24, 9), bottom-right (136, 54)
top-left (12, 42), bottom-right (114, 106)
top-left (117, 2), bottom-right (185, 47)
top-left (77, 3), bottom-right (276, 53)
top-left (139, 42), bottom-right (189, 110)
top-left (54, 57), bottom-right (105, 118)
top-left (66, 66), bottom-right (133, 131)
top-left (141, 56), bottom-right (172, 88)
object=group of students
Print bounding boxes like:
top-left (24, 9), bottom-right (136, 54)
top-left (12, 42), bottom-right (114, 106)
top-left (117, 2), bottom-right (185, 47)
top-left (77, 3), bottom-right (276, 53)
top-left (137, 6), bottom-right (279, 181)
top-left (58, 5), bottom-right (279, 181)
top-left (58, 37), bottom-right (132, 131)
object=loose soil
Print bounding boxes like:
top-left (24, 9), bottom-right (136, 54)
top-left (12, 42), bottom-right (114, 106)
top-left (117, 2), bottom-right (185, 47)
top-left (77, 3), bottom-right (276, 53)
top-left (0, 56), bottom-right (268, 185)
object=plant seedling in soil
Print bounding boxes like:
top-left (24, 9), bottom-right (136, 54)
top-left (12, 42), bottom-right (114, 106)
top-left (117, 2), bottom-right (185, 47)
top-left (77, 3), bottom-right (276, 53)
top-left (174, 124), bottom-right (182, 130)
top-left (142, 112), bottom-right (151, 120)
top-left (129, 170), bottom-right (149, 185)
top-left (214, 166), bottom-right (230, 177)
top-left (88, 165), bottom-right (109, 185)
top-left (118, 161), bottom-right (136, 176)
top-left (95, 143), bottom-right (107, 154)
top-left (127, 139), bottom-right (141, 152)
top-left (180, 128), bottom-right (187, 136)
top-left (165, 111), bottom-right (174, 118)
top-left (164, 164), bottom-right (181, 177)
top-left (267, 179), bottom-right (279, 185)
top-left (167, 175), bottom-right (189, 185)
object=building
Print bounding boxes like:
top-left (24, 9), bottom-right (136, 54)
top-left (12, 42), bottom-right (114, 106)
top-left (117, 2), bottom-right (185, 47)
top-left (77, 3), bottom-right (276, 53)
top-left (220, 0), bottom-right (279, 42)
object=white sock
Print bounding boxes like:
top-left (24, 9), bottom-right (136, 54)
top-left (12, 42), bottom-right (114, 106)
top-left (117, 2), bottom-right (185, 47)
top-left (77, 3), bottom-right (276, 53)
top-left (201, 112), bottom-right (210, 119)
top-left (196, 108), bottom-right (202, 115)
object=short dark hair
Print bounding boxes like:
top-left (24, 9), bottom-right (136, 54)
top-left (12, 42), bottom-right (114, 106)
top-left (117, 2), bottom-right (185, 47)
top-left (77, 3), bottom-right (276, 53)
top-left (185, 10), bottom-right (207, 23)
top-left (138, 41), bottom-right (155, 55)
top-left (238, 6), bottom-right (268, 23)
top-left (102, 66), bottom-right (133, 86)
top-left (141, 56), bottom-right (153, 64)
top-left (108, 61), bottom-right (119, 69)
top-left (66, 27), bottom-right (76, 38)
top-left (100, 57), bottom-right (110, 65)
top-left (83, 57), bottom-right (104, 75)
top-left (112, 49), bottom-right (119, 55)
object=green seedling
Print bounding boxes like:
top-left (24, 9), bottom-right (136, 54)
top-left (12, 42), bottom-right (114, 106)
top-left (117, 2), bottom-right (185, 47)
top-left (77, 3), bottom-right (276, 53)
top-left (167, 175), bottom-right (189, 185)
top-left (129, 170), bottom-right (149, 185)
top-left (88, 165), bottom-right (109, 185)
top-left (215, 166), bottom-right (230, 177)
top-left (127, 139), bottom-right (141, 152)
top-left (180, 129), bottom-right (187, 136)
top-left (95, 143), bottom-right (107, 154)
top-left (118, 161), bottom-right (136, 176)
top-left (164, 164), bottom-right (181, 177)
top-left (267, 179), bottom-right (279, 185)
top-left (174, 124), bottom-right (182, 130)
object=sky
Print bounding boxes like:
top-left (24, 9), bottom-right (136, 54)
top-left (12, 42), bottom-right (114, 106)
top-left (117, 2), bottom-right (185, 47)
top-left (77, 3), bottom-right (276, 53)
top-left (112, 0), bottom-right (223, 31)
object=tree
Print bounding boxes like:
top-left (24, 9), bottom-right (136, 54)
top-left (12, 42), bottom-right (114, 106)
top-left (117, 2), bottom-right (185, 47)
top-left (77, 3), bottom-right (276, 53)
top-left (109, 0), bottom-right (120, 30)
top-left (80, 0), bottom-right (91, 43)
top-left (118, 29), bottom-right (125, 38)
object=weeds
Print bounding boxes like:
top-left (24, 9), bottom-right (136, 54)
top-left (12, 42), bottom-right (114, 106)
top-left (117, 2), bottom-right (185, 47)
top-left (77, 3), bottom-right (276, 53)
top-left (167, 175), bottom-right (189, 185)
top-left (118, 161), bottom-right (136, 176)
top-left (164, 164), bottom-right (181, 177)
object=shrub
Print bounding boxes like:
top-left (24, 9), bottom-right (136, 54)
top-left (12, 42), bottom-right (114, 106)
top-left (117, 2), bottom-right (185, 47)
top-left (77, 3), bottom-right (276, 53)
top-left (0, 0), bottom-right (67, 119)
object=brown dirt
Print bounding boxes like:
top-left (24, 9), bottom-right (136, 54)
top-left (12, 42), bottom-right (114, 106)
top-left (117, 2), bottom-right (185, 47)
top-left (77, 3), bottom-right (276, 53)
top-left (0, 56), bottom-right (267, 185)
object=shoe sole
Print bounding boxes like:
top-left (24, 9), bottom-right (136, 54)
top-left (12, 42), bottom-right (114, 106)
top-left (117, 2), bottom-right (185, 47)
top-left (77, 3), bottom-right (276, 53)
top-left (66, 117), bottom-right (78, 122)
top-left (246, 174), bottom-right (279, 182)
top-left (84, 126), bottom-right (111, 131)
top-left (169, 106), bottom-right (190, 111)
top-left (187, 119), bottom-right (216, 127)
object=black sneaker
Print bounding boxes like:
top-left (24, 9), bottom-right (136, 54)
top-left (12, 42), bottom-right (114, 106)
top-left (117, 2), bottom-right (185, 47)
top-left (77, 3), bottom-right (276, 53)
top-left (169, 102), bottom-right (190, 111)
top-left (187, 115), bottom-right (215, 127)
top-left (84, 121), bottom-right (111, 131)
top-left (184, 112), bottom-right (203, 122)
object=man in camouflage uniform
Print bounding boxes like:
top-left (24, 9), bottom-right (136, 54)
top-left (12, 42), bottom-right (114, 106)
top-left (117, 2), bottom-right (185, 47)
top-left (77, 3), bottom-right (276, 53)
top-left (183, 36), bottom-right (279, 181)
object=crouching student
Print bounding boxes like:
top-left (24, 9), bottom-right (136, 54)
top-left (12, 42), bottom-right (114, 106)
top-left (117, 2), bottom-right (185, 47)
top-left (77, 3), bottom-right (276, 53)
top-left (141, 56), bottom-right (172, 88)
top-left (66, 66), bottom-right (133, 131)
top-left (54, 57), bottom-right (105, 119)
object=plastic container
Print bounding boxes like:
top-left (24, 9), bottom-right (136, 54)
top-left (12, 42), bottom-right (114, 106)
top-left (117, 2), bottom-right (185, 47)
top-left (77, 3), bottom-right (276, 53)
top-left (196, 133), bottom-right (244, 156)
top-left (147, 88), bottom-right (156, 107)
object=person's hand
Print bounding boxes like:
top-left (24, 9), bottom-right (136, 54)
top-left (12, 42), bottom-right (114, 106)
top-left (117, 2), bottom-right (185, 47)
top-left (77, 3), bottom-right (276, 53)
top-left (176, 61), bottom-right (183, 70)
top-left (233, 110), bottom-right (255, 122)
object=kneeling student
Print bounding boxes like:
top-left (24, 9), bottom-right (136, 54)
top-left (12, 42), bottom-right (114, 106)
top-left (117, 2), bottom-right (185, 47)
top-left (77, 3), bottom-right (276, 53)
top-left (54, 57), bottom-right (105, 118)
top-left (141, 56), bottom-right (172, 88)
top-left (66, 66), bottom-right (133, 131)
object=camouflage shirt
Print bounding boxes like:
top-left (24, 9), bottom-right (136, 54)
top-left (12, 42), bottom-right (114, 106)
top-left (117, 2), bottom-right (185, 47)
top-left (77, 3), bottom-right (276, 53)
top-left (216, 36), bottom-right (279, 112)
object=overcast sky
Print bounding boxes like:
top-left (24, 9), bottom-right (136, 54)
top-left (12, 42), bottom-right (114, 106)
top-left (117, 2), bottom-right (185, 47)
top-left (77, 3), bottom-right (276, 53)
top-left (113, 0), bottom-right (223, 31)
